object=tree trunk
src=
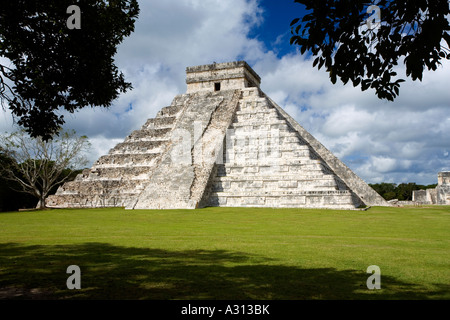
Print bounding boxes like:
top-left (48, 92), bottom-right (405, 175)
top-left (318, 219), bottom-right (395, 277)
top-left (37, 194), bottom-right (46, 210)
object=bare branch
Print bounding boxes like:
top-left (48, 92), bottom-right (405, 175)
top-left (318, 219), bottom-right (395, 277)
top-left (0, 128), bottom-right (90, 209)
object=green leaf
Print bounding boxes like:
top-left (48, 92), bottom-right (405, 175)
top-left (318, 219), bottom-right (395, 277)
top-left (288, 1), bottom-right (450, 101)
top-left (318, 58), bottom-right (325, 70)
top-left (313, 57), bottom-right (320, 68)
top-left (361, 79), bottom-right (371, 91)
top-left (394, 85), bottom-right (399, 96)
top-left (443, 33), bottom-right (450, 48)
top-left (300, 45), bottom-right (307, 55)
top-left (352, 77), bottom-right (361, 87)
top-left (330, 69), bottom-right (337, 84)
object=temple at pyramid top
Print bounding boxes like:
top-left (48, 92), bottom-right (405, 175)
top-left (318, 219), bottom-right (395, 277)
top-left (186, 61), bottom-right (261, 93)
top-left (47, 61), bottom-right (389, 210)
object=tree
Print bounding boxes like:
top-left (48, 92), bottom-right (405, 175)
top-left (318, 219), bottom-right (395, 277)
top-left (369, 181), bottom-right (438, 201)
top-left (369, 182), bottom-right (397, 200)
top-left (290, 0), bottom-right (450, 101)
top-left (0, 0), bottom-right (139, 140)
top-left (395, 182), bottom-right (418, 201)
top-left (0, 129), bottom-right (90, 209)
top-left (0, 153), bottom-right (37, 211)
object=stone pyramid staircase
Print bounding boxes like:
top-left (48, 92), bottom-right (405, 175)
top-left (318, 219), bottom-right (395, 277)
top-left (46, 61), bottom-right (388, 209)
top-left (131, 89), bottom-right (241, 209)
top-left (46, 94), bottom-right (189, 208)
top-left (201, 88), bottom-right (361, 209)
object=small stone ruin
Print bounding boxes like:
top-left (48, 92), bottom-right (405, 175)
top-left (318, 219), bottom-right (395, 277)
top-left (413, 172), bottom-right (450, 205)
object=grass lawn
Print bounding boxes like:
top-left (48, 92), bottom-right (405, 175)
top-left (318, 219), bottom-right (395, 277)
top-left (0, 205), bottom-right (449, 300)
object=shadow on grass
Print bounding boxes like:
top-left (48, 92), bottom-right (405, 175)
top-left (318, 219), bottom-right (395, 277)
top-left (0, 242), bottom-right (446, 300)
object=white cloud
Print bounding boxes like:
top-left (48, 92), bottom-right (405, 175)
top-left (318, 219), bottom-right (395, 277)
top-left (116, 0), bottom-right (265, 70)
top-left (253, 48), bottom-right (450, 185)
top-left (60, 0), bottom-right (267, 166)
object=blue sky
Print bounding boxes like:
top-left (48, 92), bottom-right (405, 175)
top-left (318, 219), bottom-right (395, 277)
top-left (249, 0), bottom-right (303, 57)
top-left (1, 0), bottom-right (449, 185)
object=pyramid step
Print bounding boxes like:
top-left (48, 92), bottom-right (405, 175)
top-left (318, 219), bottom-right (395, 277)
top-left (216, 171), bottom-right (336, 180)
top-left (231, 118), bottom-right (287, 126)
top-left (213, 174), bottom-right (338, 182)
top-left (224, 155), bottom-right (313, 164)
top-left (143, 116), bottom-right (177, 129)
top-left (228, 127), bottom-right (296, 137)
top-left (240, 87), bottom-right (262, 99)
top-left (212, 185), bottom-right (341, 193)
top-left (230, 122), bottom-right (291, 132)
top-left (221, 159), bottom-right (323, 168)
top-left (213, 181), bottom-right (337, 189)
top-left (223, 142), bottom-right (308, 154)
top-left (235, 108), bottom-right (279, 116)
top-left (171, 94), bottom-right (191, 106)
top-left (239, 96), bottom-right (267, 104)
top-left (224, 153), bottom-right (313, 163)
top-left (110, 140), bottom-right (167, 154)
top-left (216, 164), bottom-right (330, 176)
top-left (234, 111), bottom-right (281, 122)
top-left (212, 179), bottom-right (342, 192)
top-left (85, 166), bottom-right (154, 180)
top-left (208, 190), bottom-right (351, 197)
top-left (46, 193), bottom-right (140, 208)
top-left (54, 179), bottom-right (147, 196)
top-left (219, 161), bottom-right (324, 168)
top-left (59, 180), bottom-right (121, 192)
top-left (94, 153), bottom-right (159, 167)
top-left (238, 104), bottom-right (274, 113)
top-left (223, 157), bottom-right (313, 165)
top-left (226, 143), bottom-right (311, 153)
top-left (93, 162), bottom-right (158, 170)
top-left (125, 128), bottom-right (172, 142)
top-left (156, 104), bottom-right (184, 118)
top-left (226, 130), bottom-right (299, 139)
top-left (238, 96), bottom-right (272, 105)
top-left (207, 190), bottom-right (355, 208)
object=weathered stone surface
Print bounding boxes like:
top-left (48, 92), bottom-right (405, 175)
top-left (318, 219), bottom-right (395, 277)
top-left (413, 172), bottom-right (450, 205)
top-left (199, 86), bottom-right (369, 209)
top-left (186, 61), bottom-right (261, 93)
top-left (45, 90), bottom-right (185, 208)
top-left (131, 90), bottom-right (241, 209)
top-left (47, 61), bottom-right (389, 209)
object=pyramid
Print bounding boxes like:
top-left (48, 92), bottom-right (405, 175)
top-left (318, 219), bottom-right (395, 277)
top-left (46, 61), bottom-right (389, 209)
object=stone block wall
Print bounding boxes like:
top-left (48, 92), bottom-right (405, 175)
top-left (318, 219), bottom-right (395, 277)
top-left (46, 94), bottom-right (189, 208)
top-left (201, 87), bottom-right (364, 209)
top-left (186, 61), bottom-right (261, 93)
top-left (437, 172), bottom-right (450, 204)
top-left (412, 172), bottom-right (450, 205)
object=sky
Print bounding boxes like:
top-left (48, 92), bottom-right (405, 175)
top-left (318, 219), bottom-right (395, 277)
top-left (1, 0), bottom-right (449, 185)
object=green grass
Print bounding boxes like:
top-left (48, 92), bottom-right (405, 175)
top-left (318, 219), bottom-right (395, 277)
top-left (0, 206), bottom-right (449, 300)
